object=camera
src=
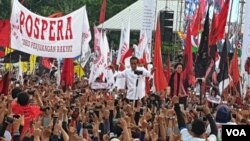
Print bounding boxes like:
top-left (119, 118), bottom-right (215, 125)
top-left (82, 123), bottom-right (93, 136)
top-left (41, 106), bottom-right (50, 112)
top-left (197, 78), bottom-right (203, 84)
top-left (200, 116), bottom-right (207, 121)
top-left (27, 89), bottom-right (35, 95)
top-left (0, 117), bottom-right (14, 137)
top-left (71, 108), bottom-right (80, 120)
top-left (53, 90), bottom-right (61, 94)
top-left (196, 105), bottom-right (203, 111)
top-left (134, 70), bottom-right (143, 75)
top-left (13, 114), bottom-right (20, 119)
top-left (147, 93), bottom-right (161, 109)
top-left (89, 108), bottom-right (95, 119)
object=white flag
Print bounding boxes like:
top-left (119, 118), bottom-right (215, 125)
top-left (101, 31), bottom-right (110, 67)
top-left (116, 23), bottom-right (124, 65)
top-left (100, 31), bottom-right (110, 81)
top-left (117, 17), bottom-right (130, 65)
top-left (89, 30), bottom-right (106, 84)
top-left (79, 8), bottom-right (91, 67)
top-left (79, 44), bottom-right (91, 68)
top-left (135, 29), bottom-right (148, 59)
top-left (81, 7), bottom-right (92, 50)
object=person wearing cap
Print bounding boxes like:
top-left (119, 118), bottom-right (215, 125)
top-left (206, 105), bottom-right (236, 141)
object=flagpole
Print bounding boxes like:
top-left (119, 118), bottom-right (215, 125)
top-left (227, 0), bottom-right (234, 38)
top-left (223, 0), bottom-right (234, 96)
top-left (152, 0), bottom-right (158, 62)
top-left (9, 0), bottom-right (13, 73)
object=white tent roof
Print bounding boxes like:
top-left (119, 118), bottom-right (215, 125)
top-left (97, 0), bottom-right (184, 32)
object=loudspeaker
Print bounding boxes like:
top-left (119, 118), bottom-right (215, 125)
top-left (160, 10), bottom-right (174, 43)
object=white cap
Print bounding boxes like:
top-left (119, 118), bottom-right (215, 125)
top-left (110, 138), bottom-right (120, 141)
top-left (4, 131), bottom-right (12, 141)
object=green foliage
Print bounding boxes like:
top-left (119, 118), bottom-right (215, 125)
top-left (0, 0), bottom-right (11, 19)
top-left (0, 0), bottom-right (134, 25)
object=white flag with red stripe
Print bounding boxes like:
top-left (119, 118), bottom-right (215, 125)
top-left (89, 27), bottom-right (103, 84)
top-left (116, 18), bottom-right (130, 65)
top-left (135, 29), bottom-right (148, 59)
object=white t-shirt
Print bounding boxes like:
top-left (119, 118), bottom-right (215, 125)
top-left (206, 122), bottom-right (236, 141)
top-left (4, 131), bottom-right (12, 141)
top-left (115, 67), bottom-right (151, 100)
top-left (181, 128), bottom-right (217, 141)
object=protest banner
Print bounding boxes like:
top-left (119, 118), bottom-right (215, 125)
top-left (10, 0), bottom-right (90, 58)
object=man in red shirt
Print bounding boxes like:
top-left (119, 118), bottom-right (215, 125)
top-left (11, 92), bottom-right (41, 135)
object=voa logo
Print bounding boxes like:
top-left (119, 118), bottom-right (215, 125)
top-left (226, 129), bottom-right (246, 136)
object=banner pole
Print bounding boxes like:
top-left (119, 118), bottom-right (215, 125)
top-left (225, 0), bottom-right (234, 96)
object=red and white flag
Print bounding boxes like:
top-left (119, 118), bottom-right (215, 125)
top-left (135, 29), bottom-right (147, 59)
top-left (89, 29), bottom-right (109, 83)
top-left (100, 31), bottom-right (110, 80)
top-left (80, 7), bottom-right (92, 67)
top-left (101, 31), bottom-right (110, 67)
top-left (116, 18), bottom-right (130, 65)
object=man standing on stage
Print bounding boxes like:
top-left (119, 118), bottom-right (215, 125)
top-left (115, 56), bottom-right (154, 101)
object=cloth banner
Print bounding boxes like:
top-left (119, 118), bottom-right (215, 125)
top-left (10, 0), bottom-right (90, 58)
top-left (91, 82), bottom-right (111, 90)
top-left (141, 0), bottom-right (156, 63)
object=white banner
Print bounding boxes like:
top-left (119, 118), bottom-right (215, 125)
top-left (89, 28), bottom-right (106, 83)
top-left (91, 82), bottom-right (111, 90)
top-left (141, 0), bottom-right (156, 62)
top-left (117, 18), bottom-right (130, 65)
top-left (10, 0), bottom-right (90, 58)
top-left (135, 29), bottom-right (147, 59)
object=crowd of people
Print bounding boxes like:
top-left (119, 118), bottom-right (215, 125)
top-left (0, 57), bottom-right (250, 141)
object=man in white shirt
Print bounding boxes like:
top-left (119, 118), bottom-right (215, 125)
top-left (115, 56), bottom-right (154, 101)
top-left (173, 96), bottom-right (218, 141)
top-left (206, 105), bottom-right (236, 141)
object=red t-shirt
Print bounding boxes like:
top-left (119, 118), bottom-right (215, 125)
top-left (11, 101), bottom-right (41, 135)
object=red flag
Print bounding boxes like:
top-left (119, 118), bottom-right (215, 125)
top-left (61, 58), bottom-right (74, 88)
top-left (0, 72), bottom-right (10, 95)
top-left (153, 17), bottom-right (167, 92)
top-left (212, 0), bottom-right (230, 44)
top-left (119, 48), bottom-right (133, 71)
top-left (99, 0), bottom-right (107, 24)
top-left (209, 12), bottom-right (219, 46)
top-left (0, 20), bottom-right (10, 46)
top-left (121, 48), bottom-right (133, 63)
top-left (191, 0), bottom-right (206, 36)
top-left (230, 51), bottom-right (240, 85)
top-left (0, 50), bottom-right (5, 57)
top-left (183, 25), bottom-right (195, 85)
top-left (41, 58), bottom-right (52, 69)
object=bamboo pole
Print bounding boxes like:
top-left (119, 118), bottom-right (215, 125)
top-left (222, 0), bottom-right (234, 97)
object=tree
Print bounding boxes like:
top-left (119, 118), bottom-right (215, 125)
top-left (0, 0), bottom-right (11, 19)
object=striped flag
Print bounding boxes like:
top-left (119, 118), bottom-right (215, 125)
top-left (117, 18), bottom-right (130, 65)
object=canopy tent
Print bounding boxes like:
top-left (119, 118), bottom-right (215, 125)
top-left (97, 0), bottom-right (184, 32)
